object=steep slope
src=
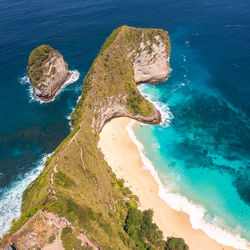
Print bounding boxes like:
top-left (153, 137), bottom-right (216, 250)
top-left (1, 26), bottom-right (188, 250)
top-left (27, 45), bottom-right (72, 100)
top-left (71, 25), bottom-right (171, 131)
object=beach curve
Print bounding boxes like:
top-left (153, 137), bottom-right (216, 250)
top-left (98, 117), bottom-right (249, 250)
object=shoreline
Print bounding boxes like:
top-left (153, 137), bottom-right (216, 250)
top-left (0, 153), bottom-right (51, 238)
top-left (0, 70), bottom-right (80, 238)
top-left (99, 117), bottom-right (248, 250)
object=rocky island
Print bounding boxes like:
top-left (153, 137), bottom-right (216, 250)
top-left (1, 26), bottom-right (190, 249)
top-left (27, 45), bottom-right (72, 101)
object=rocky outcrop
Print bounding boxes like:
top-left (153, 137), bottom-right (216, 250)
top-left (95, 96), bottom-right (161, 132)
top-left (133, 36), bottom-right (170, 84)
top-left (71, 26), bottom-right (170, 133)
top-left (92, 28), bottom-right (170, 132)
top-left (2, 26), bottom-right (175, 250)
top-left (27, 45), bottom-right (72, 101)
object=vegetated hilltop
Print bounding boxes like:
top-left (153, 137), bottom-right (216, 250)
top-left (2, 26), bottom-right (188, 249)
top-left (71, 25), bottom-right (171, 131)
top-left (27, 45), bottom-right (72, 101)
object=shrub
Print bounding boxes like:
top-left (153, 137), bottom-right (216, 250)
top-left (27, 45), bottom-right (55, 85)
top-left (48, 234), bottom-right (56, 243)
top-left (62, 226), bottom-right (73, 234)
top-left (124, 207), bottom-right (166, 249)
top-left (54, 171), bottom-right (73, 188)
top-left (165, 237), bottom-right (189, 250)
top-left (61, 227), bottom-right (81, 250)
top-left (51, 66), bottom-right (56, 75)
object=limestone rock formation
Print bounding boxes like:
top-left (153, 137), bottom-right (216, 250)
top-left (133, 36), bottom-right (170, 84)
top-left (71, 26), bottom-right (171, 132)
top-left (27, 45), bottom-right (72, 100)
top-left (2, 26), bottom-right (180, 250)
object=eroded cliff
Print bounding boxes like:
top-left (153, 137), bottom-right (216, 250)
top-left (71, 25), bottom-right (171, 132)
top-left (133, 35), bottom-right (170, 83)
top-left (27, 45), bottom-right (72, 100)
top-left (1, 26), bottom-right (182, 250)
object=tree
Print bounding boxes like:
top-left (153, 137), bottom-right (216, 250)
top-left (165, 237), bottom-right (189, 250)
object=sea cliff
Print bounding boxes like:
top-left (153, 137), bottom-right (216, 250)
top-left (27, 45), bottom-right (72, 101)
top-left (0, 26), bottom-right (188, 250)
top-left (71, 26), bottom-right (170, 131)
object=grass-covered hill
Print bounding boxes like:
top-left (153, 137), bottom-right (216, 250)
top-left (1, 26), bottom-right (188, 249)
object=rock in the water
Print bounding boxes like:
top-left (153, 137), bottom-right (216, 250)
top-left (27, 45), bottom-right (71, 100)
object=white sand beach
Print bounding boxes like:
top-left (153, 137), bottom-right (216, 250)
top-left (99, 117), bottom-right (236, 250)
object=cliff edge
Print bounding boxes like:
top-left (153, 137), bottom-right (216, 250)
top-left (133, 34), bottom-right (170, 83)
top-left (27, 45), bottom-right (72, 101)
top-left (71, 25), bottom-right (171, 131)
top-left (0, 26), bottom-right (187, 250)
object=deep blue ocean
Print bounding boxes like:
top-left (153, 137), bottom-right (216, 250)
top-left (0, 0), bottom-right (249, 247)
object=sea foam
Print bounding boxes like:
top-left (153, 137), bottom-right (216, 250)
top-left (66, 95), bottom-right (82, 130)
top-left (138, 84), bottom-right (174, 127)
top-left (20, 70), bottom-right (80, 104)
top-left (126, 122), bottom-right (249, 249)
top-left (1, 71), bottom-right (80, 238)
top-left (126, 87), bottom-right (249, 249)
top-left (0, 153), bottom-right (52, 238)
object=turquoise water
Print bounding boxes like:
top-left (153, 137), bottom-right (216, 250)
top-left (133, 27), bottom-right (250, 247)
top-left (0, 0), bottom-right (249, 247)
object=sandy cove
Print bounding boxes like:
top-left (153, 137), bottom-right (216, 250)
top-left (98, 117), bottom-right (235, 250)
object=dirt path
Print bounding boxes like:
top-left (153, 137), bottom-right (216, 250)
top-left (42, 211), bottom-right (98, 250)
top-left (74, 136), bottom-right (85, 169)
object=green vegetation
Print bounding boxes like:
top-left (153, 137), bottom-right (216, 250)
top-left (54, 171), bottom-right (74, 188)
top-left (1, 26), bottom-right (187, 250)
top-left (124, 207), bottom-right (189, 249)
top-left (125, 81), bottom-right (153, 115)
top-left (70, 25), bottom-right (170, 128)
top-left (61, 227), bottom-right (82, 250)
top-left (124, 207), bottom-right (165, 249)
top-left (100, 26), bottom-right (122, 53)
top-left (48, 234), bottom-right (56, 244)
top-left (51, 66), bottom-right (56, 75)
top-left (165, 238), bottom-right (189, 250)
top-left (27, 45), bottom-right (55, 85)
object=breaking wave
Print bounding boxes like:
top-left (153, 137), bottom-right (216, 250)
top-left (127, 86), bottom-right (249, 249)
top-left (138, 84), bottom-right (174, 127)
top-left (0, 153), bottom-right (52, 238)
top-left (20, 70), bottom-right (80, 104)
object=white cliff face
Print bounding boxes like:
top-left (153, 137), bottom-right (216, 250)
top-left (133, 36), bottom-right (170, 84)
top-left (34, 52), bottom-right (70, 99)
top-left (70, 27), bottom-right (170, 132)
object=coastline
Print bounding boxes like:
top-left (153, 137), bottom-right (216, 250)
top-left (99, 117), bottom-right (242, 250)
top-left (0, 70), bottom-right (80, 237)
top-left (0, 153), bottom-right (51, 238)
